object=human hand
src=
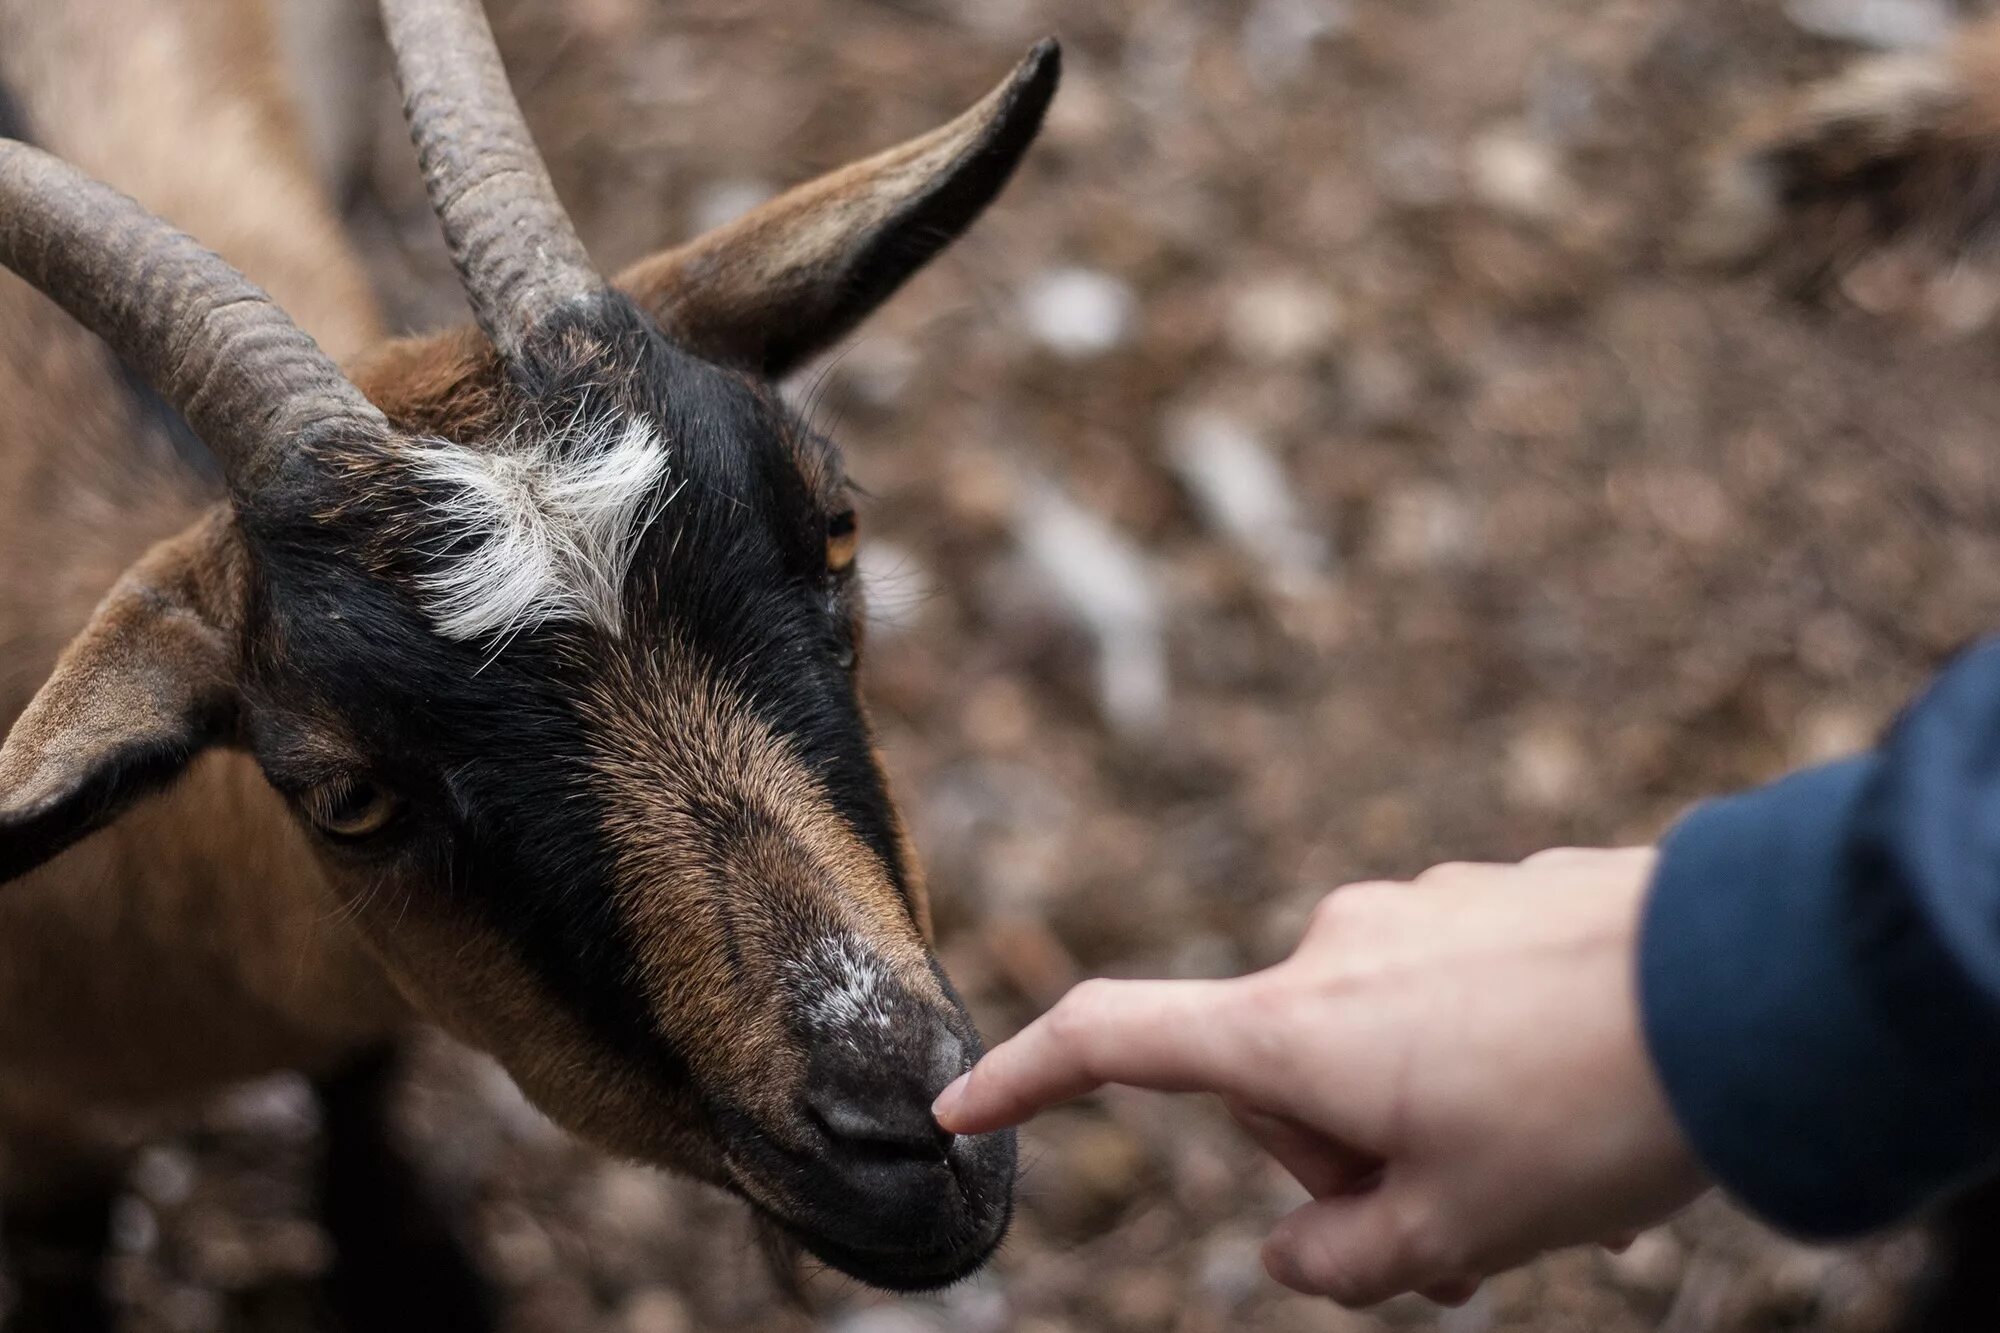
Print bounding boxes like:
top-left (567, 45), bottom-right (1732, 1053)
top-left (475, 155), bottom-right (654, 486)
top-left (933, 848), bottom-right (1710, 1306)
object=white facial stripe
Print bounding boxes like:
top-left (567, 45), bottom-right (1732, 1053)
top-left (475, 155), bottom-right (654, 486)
top-left (406, 414), bottom-right (673, 643)
top-left (788, 935), bottom-right (899, 1035)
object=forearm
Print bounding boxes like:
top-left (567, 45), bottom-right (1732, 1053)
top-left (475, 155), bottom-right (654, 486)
top-left (1643, 642), bottom-right (2000, 1238)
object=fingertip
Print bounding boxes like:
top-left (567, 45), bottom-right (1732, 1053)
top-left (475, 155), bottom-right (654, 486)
top-left (1260, 1231), bottom-right (1304, 1293)
top-left (1260, 1212), bottom-right (1331, 1298)
top-left (930, 1071), bottom-right (970, 1131)
top-left (1259, 1190), bottom-right (1420, 1308)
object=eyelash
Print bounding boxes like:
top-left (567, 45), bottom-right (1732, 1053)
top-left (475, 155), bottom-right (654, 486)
top-left (303, 775), bottom-right (403, 841)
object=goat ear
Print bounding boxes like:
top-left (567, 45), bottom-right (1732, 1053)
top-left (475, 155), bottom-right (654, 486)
top-left (617, 40), bottom-right (1060, 379)
top-left (0, 514), bottom-right (245, 885)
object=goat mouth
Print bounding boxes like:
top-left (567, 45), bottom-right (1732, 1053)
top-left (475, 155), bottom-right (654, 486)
top-left (768, 1205), bottom-right (1011, 1292)
top-left (717, 1107), bottom-right (1017, 1291)
top-left (721, 1153), bottom-right (1012, 1292)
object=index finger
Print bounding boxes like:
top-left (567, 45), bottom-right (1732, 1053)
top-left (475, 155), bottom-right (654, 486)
top-left (934, 976), bottom-right (1262, 1135)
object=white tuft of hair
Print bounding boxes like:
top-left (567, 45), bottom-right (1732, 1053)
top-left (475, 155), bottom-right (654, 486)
top-left (406, 413), bottom-right (673, 643)
top-left (787, 935), bottom-right (899, 1036)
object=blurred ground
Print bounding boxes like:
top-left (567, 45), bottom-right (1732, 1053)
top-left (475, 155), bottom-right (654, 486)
top-left (111, 0), bottom-right (2000, 1329)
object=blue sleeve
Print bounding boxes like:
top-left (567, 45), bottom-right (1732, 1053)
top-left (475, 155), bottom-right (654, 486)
top-left (1641, 638), bottom-right (2000, 1240)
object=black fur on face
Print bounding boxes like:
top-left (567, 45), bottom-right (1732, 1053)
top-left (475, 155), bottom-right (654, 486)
top-left (233, 294), bottom-right (1013, 1289)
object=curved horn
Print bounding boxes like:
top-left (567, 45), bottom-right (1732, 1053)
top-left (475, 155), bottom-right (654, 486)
top-left (0, 140), bottom-right (386, 493)
top-left (381, 0), bottom-right (600, 356)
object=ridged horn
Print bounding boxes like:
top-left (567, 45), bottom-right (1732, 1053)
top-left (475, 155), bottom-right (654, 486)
top-left (0, 139), bottom-right (386, 493)
top-left (381, 0), bottom-right (601, 357)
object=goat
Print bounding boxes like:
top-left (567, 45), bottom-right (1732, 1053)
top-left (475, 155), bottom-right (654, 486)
top-left (0, 0), bottom-right (1059, 1325)
top-left (1687, 15), bottom-right (2000, 285)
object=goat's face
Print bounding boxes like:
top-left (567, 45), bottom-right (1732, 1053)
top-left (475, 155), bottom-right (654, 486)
top-left (250, 302), bottom-right (1009, 1286)
top-left (0, 6), bottom-right (1056, 1292)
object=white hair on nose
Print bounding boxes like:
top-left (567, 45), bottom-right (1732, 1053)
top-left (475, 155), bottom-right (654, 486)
top-left (406, 412), bottom-right (674, 643)
top-left (788, 935), bottom-right (899, 1036)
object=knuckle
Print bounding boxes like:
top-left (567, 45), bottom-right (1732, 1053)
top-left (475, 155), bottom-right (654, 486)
top-left (1305, 882), bottom-right (1394, 939)
top-left (1050, 979), bottom-right (1111, 1039)
top-left (1521, 847), bottom-right (1585, 870)
top-left (1306, 891), bottom-right (1354, 936)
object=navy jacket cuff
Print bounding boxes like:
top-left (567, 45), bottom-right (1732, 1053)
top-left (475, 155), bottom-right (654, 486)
top-left (1642, 756), bottom-right (2000, 1239)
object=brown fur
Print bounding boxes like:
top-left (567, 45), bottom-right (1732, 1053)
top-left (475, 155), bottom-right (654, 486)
top-left (1687, 16), bottom-right (2000, 280)
top-left (350, 326), bottom-right (506, 438)
top-left (0, 0), bottom-right (1053, 1296)
top-left (586, 648), bottom-right (945, 1128)
top-left (0, 0), bottom-right (407, 1191)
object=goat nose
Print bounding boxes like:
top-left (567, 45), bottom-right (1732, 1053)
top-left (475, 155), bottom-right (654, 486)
top-left (806, 1031), bottom-right (966, 1157)
top-left (809, 1090), bottom-right (955, 1156)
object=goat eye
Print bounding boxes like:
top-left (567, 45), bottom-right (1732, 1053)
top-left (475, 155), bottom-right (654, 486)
top-left (826, 509), bottom-right (858, 575)
top-left (304, 778), bottom-right (402, 841)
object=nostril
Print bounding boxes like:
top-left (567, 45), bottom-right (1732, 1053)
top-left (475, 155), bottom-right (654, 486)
top-left (928, 1031), bottom-right (969, 1092)
top-left (807, 1093), bottom-right (956, 1160)
top-left (799, 1018), bottom-right (971, 1163)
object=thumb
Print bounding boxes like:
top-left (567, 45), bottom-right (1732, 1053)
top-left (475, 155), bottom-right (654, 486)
top-left (1261, 1182), bottom-right (1463, 1308)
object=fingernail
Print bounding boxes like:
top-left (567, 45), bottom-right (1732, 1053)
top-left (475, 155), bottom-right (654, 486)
top-left (931, 1072), bottom-right (969, 1127)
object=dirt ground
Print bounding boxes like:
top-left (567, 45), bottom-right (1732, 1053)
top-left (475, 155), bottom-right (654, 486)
top-left (104, 0), bottom-right (2000, 1329)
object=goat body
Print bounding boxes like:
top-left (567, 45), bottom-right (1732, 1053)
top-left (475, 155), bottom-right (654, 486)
top-left (0, 0), bottom-right (401, 1176)
top-left (0, 0), bottom-right (1058, 1317)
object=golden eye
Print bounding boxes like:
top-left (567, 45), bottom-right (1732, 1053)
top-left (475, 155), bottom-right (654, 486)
top-left (826, 509), bottom-right (858, 575)
top-left (305, 777), bottom-right (402, 841)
